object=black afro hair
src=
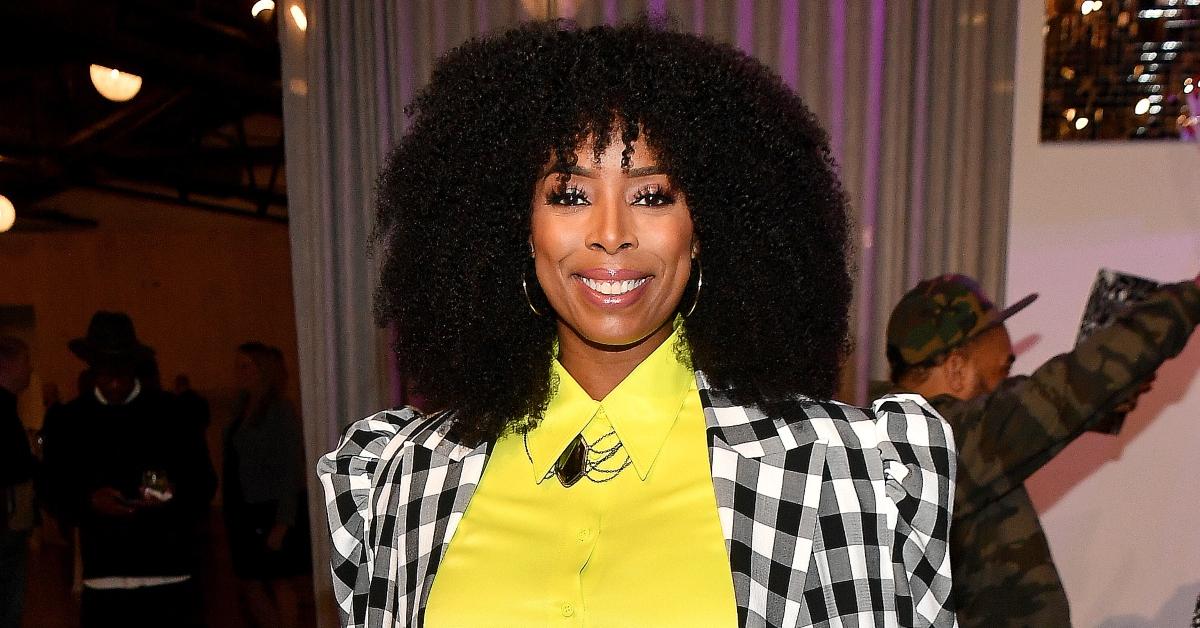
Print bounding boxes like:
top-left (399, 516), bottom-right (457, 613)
top-left (375, 19), bottom-right (852, 446)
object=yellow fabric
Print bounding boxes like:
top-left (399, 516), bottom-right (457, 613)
top-left (426, 328), bottom-right (738, 627)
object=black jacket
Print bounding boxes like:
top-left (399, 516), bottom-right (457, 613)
top-left (0, 388), bottom-right (33, 488)
top-left (1, 387), bottom-right (35, 531)
top-left (44, 386), bottom-right (216, 578)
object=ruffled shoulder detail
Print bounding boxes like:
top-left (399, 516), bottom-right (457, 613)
top-left (871, 393), bottom-right (958, 627)
top-left (316, 407), bottom-right (452, 627)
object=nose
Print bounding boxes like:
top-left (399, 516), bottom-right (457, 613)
top-left (586, 197), bottom-right (636, 254)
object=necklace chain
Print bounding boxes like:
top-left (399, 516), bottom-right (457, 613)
top-left (525, 428), bottom-right (633, 485)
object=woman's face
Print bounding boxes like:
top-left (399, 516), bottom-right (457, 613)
top-left (235, 352), bottom-right (266, 394)
top-left (530, 136), bottom-right (696, 349)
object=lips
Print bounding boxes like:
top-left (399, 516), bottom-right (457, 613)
top-left (575, 268), bottom-right (650, 281)
top-left (571, 268), bottom-right (653, 305)
top-left (577, 276), bottom-right (650, 296)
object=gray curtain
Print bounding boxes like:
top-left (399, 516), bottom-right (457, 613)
top-left (279, 2), bottom-right (1017, 624)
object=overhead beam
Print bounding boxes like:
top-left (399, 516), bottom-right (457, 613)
top-left (87, 181), bottom-right (288, 224)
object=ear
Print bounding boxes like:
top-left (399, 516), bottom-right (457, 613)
top-left (942, 352), bottom-right (970, 395)
top-left (528, 238), bottom-right (535, 258)
top-left (691, 239), bottom-right (700, 259)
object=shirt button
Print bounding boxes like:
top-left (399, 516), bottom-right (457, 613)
top-left (577, 528), bottom-right (591, 542)
top-left (561, 604), bottom-right (575, 617)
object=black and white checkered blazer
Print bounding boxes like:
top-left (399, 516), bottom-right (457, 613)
top-left (318, 372), bottom-right (957, 627)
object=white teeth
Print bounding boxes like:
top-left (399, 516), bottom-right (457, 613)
top-left (579, 276), bottom-right (649, 296)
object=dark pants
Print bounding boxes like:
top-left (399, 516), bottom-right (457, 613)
top-left (0, 530), bottom-right (28, 628)
top-left (81, 579), bottom-right (202, 628)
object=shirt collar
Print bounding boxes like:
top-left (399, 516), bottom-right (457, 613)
top-left (525, 323), bottom-right (695, 482)
top-left (95, 378), bottom-right (142, 406)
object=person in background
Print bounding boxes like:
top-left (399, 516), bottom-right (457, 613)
top-left (0, 336), bottom-right (34, 628)
top-left (173, 374), bottom-right (211, 434)
top-left (44, 312), bottom-right (216, 628)
top-left (877, 273), bottom-right (1200, 628)
top-left (41, 381), bottom-right (60, 412)
top-left (223, 342), bottom-right (309, 628)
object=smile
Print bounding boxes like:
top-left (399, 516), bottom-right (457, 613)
top-left (576, 276), bottom-right (650, 296)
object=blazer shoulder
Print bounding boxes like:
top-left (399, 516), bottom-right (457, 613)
top-left (764, 398), bottom-right (882, 452)
top-left (318, 407), bottom-right (455, 474)
top-left (781, 394), bottom-right (953, 453)
top-left (871, 392), bottom-right (954, 449)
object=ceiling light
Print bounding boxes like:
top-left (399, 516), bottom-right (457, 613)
top-left (1075, 117), bottom-right (1089, 130)
top-left (89, 64), bottom-right (142, 102)
top-left (251, 0), bottom-right (275, 18)
top-left (1135, 97), bottom-right (1151, 114)
top-left (290, 5), bottom-right (307, 31)
top-left (0, 195), bottom-right (14, 233)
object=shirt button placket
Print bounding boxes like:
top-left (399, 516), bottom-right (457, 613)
top-left (564, 516), bottom-right (595, 623)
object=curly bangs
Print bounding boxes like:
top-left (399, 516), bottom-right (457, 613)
top-left (375, 19), bottom-right (851, 445)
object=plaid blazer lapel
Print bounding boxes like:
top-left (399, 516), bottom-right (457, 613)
top-left (697, 371), bottom-right (828, 627)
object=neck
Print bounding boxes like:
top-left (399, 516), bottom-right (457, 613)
top-left (555, 320), bottom-right (675, 401)
top-left (902, 375), bottom-right (964, 403)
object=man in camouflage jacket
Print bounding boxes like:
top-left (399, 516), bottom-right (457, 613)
top-left (874, 273), bottom-right (1200, 627)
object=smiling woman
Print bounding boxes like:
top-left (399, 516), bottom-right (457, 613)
top-left (530, 138), bottom-right (697, 397)
top-left (319, 19), bottom-right (958, 628)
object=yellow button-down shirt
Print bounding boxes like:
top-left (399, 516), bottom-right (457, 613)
top-left (425, 328), bottom-right (738, 627)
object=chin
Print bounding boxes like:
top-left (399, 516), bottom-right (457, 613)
top-left (572, 316), bottom-right (671, 350)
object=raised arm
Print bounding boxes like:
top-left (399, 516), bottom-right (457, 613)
top-left (952, 278), bottom-right (1200, 520)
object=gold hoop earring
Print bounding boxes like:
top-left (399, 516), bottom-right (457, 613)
top-left (522, 272), bottom-right (546, 317)
top-left (683, 259), bottom-right (703, 318)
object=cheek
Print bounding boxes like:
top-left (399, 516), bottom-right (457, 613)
top-left (529, 212), bottom-right (577, 261)
top-left (659, 219), bottom-right (697, 277)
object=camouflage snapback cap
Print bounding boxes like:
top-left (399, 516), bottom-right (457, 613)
top-left (886, 274), bottom-right (1038, 366)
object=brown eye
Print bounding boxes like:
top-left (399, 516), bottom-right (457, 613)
top-left (546, 186), bottom-right (591, 206)
top-left (631, 184), bottom-right (674, 207)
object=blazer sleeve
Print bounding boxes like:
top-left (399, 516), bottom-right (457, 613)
top-left (872, 393), bottom-right (958, 628)
top-left (316, 409), bottom-right (417, 628)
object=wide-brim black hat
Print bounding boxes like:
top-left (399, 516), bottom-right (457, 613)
top-left (68, 311), bottom-right (155, 366)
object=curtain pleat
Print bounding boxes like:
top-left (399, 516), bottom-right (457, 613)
top-left (280, 3), bottom-right (1017, 624)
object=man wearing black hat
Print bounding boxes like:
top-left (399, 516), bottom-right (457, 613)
top-left (42, 312), bottom-right (216, 628)
top-left (876, 273), bottom-right (1200, 628)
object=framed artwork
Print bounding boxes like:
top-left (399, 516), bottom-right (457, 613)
top-left (1042, 0), bottom-right (1199, 141)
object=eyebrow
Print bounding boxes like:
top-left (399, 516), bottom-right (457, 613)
top-left (540, 164), bottom-right (667, 179)
top-left (628, 165), bottom-right (666, 177)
